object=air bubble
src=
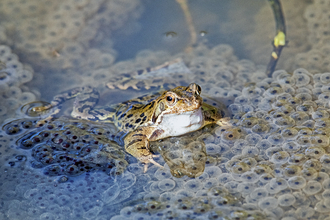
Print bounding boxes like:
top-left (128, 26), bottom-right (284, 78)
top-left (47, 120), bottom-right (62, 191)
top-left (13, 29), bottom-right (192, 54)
top-left (281, 128), bottom-right (298, 140)
top-left (245, 133), bottom-right (262, 145)
top-left (240, 171), bottom-right (259, 183)
top-left (270, 151), bottom-right (290, 164)
top-left (224, 181), bottom-right (239, 193)
top-left (154, 168), bottom-right (172, 180)
top-left (18, 69), bottom-right (33, 83)
top-left (205, 143), bottom-right (220, 155)
top-left (294, 73), bottom-right (311, 87)
top-left (312, 110), bottom-right (329, 119)
top-left (219, 128), bottom-right (242, 144)
top-left (159, 192), bottom-right (175, 203)
top-left (321, 72), bottom-right (330, 84)
top-left (116, 172), bottom-right (136, 190)
top-left (258, 197), bottom-right (278, 210)
top-left (287, 176), bottom-right (306, 189)
top-left (184, 179), bottom-right (202, 193)
top-left (321, 84), bottom-right (330, 93)
top-left (318, 92), bottom-right (330, 102)
top-left (269, 178), bottom-right (288, 191)
top-left (158, 179), bottom-right (176, 192)
top-left (314, 201), bottom-right (330, 213)
top-left (267, 133), bottom-right (284, 145)
top-left (237, 182), bottom-right (255, 194)
top-left (303, 180), bottom-right (322, 195)
top-left (320, 154), bottom-right (330, 168)
top-left (323, 178), bottom-right (330, 190)
top-left (265, 87), bottom-right (283, 97)
top-left (0, 105), bottom-right (7, 116)
top-left (305, 146), bottom-right (325, 159)
top-left (40, 213), bottom-right (56, 220)
top-left (250, 188), bottom-right (269, 200)
top-left (203, 178), bottom-right (218, 189)
top-left (242, 86), bottom-right (262, 98)
top-left (256, 140), bottom-right (272, 150)
top-left (218, 173), bottom-right (233, 184)
top-left (235, 96), bottom-right (249, 105)
top-left (265, 147), bottom-right (281, 158)
top-left (278, 194), bottom-right (296, 206)
top-left (295, 207), bottom-right (315, 219)
top-left (18, 92), bottom-right (36, 104)
top-left (228, 103), bottom-right (242, 114)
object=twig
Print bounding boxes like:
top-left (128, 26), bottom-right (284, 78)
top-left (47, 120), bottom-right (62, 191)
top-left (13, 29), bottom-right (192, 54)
top-left (266, 0), bottom-right (286, 77)
top-left (176, 0), bottom-right (197, 52)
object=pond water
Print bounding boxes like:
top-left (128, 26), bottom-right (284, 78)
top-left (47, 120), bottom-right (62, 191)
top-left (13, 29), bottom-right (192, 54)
top-left (1, 0), bottom-right (330, 219)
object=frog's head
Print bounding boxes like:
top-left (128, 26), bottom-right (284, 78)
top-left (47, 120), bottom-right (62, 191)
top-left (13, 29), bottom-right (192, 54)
top-left (152, 83), bottom-right (203, 123)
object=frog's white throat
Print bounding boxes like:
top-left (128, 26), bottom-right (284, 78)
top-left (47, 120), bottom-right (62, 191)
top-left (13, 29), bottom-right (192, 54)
top-left (156, 107), bottom-right (204, 139)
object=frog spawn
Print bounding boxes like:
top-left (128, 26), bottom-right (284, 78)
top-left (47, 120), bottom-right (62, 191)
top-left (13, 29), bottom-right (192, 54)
top-left (0, 45), bottom-right (36, 124)
top-left (2, 40), bottom-right (330, 219)
top-left (3, 117), bottom-right (128, 177)
top-left (110, 68), bottom-right (330, 220)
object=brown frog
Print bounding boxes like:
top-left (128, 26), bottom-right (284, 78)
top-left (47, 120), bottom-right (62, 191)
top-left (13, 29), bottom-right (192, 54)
top-left (32, 83), bottom-right (228, 172)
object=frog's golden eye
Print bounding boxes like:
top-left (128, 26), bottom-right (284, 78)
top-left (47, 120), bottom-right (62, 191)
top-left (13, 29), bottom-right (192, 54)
top-left (188, 83), bottom-right (201, 96)
top-left (166, 95), bottom-right (176, 105)
top-left (195, 84), bottom-right (201, 95)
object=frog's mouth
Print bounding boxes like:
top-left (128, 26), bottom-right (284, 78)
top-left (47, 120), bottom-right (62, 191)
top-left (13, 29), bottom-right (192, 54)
top-left (157, 107), bottom-right (204, 138)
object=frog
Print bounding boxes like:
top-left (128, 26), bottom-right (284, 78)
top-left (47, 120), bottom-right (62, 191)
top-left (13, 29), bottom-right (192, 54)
top-left (31, 83), bottom-right (228, 172)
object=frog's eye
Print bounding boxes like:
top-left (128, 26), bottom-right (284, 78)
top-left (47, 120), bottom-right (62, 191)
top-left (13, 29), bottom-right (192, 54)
top-left (166, 95), bottom-right (176, 105)
top-left (195, 85), bottom-right (201, 95)
top-left (188, 83), bottom-right (201, 96)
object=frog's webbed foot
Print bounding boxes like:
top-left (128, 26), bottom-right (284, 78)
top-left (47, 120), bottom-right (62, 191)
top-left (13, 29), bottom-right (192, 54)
top-left (31, 104), bottom-right (53, 112)
top-left (140, 154), bottom-right (163, 173)
top-left (23, 102), bottom-right (60, 127)
top-left (216, 117), bottom-right (231, 127)
top-left (35, 108), bottom-right (61, 127)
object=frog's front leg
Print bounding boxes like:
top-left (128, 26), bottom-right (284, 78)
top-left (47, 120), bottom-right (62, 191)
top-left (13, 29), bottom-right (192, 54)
top-left (202, 102), bottom-right (230, 127)
top-left (124, 127), bottom-right (163, 172)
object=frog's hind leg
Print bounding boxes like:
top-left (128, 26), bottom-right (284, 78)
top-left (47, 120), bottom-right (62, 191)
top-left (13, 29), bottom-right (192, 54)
top-left (70, 87), bottom-right (116, 123)
top-left (71, 87), bottom-right (100, 120)
top-left (32, 87), bottom-right (86, 126)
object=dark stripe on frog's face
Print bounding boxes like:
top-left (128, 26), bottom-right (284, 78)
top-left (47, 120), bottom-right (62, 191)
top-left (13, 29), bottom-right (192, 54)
top-left (152, 102), bottom-right (165, 123)
top-left (143, 101), bottom-right (155, 110)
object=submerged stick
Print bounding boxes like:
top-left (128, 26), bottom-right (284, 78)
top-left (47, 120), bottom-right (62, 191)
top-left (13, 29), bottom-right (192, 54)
top-left (266, 0), bottom-right (286, 77)
top-left (176, 0), bottom-right (197, 52)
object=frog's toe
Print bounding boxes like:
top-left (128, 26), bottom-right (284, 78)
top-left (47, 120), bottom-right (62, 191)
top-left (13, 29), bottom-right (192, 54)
top-left (140, 155), bottom-right (163, 173)
top-left (32, 105), bottom-right (52, 112)
top-left (217, 117), bottom-right (231, 126)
